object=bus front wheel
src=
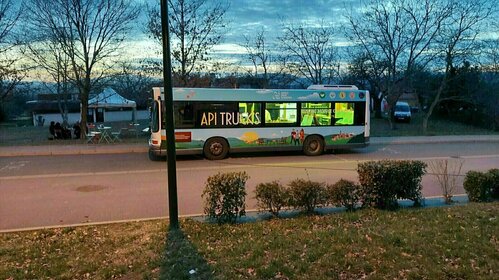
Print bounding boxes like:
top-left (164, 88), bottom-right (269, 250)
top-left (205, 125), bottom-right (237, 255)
top-left (204, 137), bottom-right (229, 160)
top-left (148, 149), bottom-right (164, 161)
top-left (303, 135), bottom-right (324, 156)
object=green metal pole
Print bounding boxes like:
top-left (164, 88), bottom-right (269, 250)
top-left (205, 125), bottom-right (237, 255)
top-left (160, 0), bottom-right (179, 229)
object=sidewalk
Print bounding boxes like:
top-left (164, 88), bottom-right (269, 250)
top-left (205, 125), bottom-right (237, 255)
top-left (370, 134), bottom-right (499, 145)
top-left (0, 143), bottom-right (148, 157)
top-left (1, 135), bottom-right (498, 157)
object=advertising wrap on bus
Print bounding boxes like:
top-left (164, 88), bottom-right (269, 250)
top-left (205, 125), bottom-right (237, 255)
top-left (148, 86), bottom-right (370, 160)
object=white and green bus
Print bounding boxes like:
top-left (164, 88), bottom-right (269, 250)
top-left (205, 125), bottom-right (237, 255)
top-left (149, 86), bottom-right (370, 160)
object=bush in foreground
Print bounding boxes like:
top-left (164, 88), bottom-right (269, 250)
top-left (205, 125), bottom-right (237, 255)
top-left (464, 171), bottom-right (490, 202)
top-left (464, 169), bottom-right (499, 202)
top-left (202, 172), bottom-right (249, 224)
top-left (287, 179), bottom-right (326, 213)
top-left (357, 160), bottom-right (426, 209)
top-left (488, 168), bottom-right (499, 199)
top-left (255, 181), bottom-right (288, 217)
top-left (326, 179), bottom-right (360, 211)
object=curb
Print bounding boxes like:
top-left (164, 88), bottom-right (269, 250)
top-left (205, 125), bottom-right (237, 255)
top-left (370, 135), bottom-right (499, 145)
top-left (1, 135), bottom-right (498, 157)
top-left (0, 144), bottom-right (148, 157)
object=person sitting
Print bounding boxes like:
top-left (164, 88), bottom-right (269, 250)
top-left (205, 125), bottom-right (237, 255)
top-left (62, 126), bottom-right (72, 139)
top-left (48, 121), bottom-right (56, 139)
top-left (54, 122), bottom-right (63, 139)
top-left (73, 122), bottom-right (81, 139)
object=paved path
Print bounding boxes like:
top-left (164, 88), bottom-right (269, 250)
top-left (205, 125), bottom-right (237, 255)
top-left (1, 135), bottom-right (498, 157)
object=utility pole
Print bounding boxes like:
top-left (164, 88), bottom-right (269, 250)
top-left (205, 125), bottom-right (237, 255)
top-left (160, 0), bottom-right (179, 229)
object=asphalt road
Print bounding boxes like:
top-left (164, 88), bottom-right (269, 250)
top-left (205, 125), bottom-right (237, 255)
top-left (1, 142), bottom-right (498, 232)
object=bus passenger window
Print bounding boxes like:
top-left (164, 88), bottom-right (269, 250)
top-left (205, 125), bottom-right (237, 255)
top-left (300, 103), bottom-right (332, 126)
top-left (238, 102), bottom-right (262, 126)
top-left (334, 103), bottom-right (354, 125)
top-left (265, 103), bottom-right (297, 125)
top-left (265, 110), bottom-right (272, 122)
top-left (174, 102), bottom-right (195, 128)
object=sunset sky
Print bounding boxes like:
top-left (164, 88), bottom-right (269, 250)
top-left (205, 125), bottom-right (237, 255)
top-left (136, 0), bottom-right (362, 64)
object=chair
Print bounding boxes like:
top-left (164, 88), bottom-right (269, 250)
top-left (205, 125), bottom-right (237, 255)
top-left (128, 123), bottom-right (139, 138)
top-left (111, 128), bottom-right (125, 142)
top-left (86, 132), bottom-right (98, 144)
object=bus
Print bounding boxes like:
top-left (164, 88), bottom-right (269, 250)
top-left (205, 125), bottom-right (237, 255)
top-left (148, 86), bottom-right (370, 160)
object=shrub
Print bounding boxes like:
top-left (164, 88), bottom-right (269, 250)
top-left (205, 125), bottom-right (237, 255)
top-left (463, 170), bottom-right (497, 202)
top-left (428, 159), bottom-right (464, 204)
top-left (326, 179), bottom-right (360, 211)
top-left (287, 179), bottom-right (326, 213)
top-left (202, 171), bottom-right (249, 224)
top-left (357, 160), bottom-right (426, 209)
top-left (255, 181), bottom-right (288, 217)
top-left (487, 169), bottom-right (499, 199)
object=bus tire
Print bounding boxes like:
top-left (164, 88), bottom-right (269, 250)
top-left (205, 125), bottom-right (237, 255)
top-left (303, 135), bottom-right (324, 156)
top-left (148, 149), bottom-right (164, 161)
top-left (204, 137), bottom-right (229, 160)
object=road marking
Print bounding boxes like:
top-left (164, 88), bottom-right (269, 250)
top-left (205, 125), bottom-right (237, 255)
top-left (0, 160), bottom-right (29, 172)
top-left (379, 147), bottom-right (401, 154)
top-left (1, 154), bottom-right (497, 180)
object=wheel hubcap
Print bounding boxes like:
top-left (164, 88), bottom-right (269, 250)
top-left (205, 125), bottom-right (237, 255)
top-left (310, 140), bottom-right (318, 151)
top-left (210, 143), bottom-right (222, 155)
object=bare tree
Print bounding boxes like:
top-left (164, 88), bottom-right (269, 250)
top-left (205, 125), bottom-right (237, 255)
top-left (345, 51), bottom-right (388, 117)
top-left (23, 35), bottom-right (73, 126)
top-left (422, 0), bottom-right (494, 133)
top-left (279, 20), bottom-right (339, 86)
top-left (242, 29), bottom-right (270, 88)
top-left (241, 29), bottom-right (293, 89)
top-left (24, 0), bottom-right (140, 137)
top-left (109, 61), bottom-right (157, 108)
top-left (429, 159), bottom-right (465, 204)
top-left (481, 17), bottom-right (499, 78)
top-left (146, 0), bottom-right (229, 87)
top-left (0, 0), bottom-right (24, 110)
top-left (345, 0), bottom-right (452, 128)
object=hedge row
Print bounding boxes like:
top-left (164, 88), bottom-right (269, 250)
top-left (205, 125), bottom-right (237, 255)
top-left (203, 160), bottom-right (427, 223)
top-left (463, 168), bottom-right (499, 202)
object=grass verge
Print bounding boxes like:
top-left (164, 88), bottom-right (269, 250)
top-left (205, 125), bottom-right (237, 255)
top-left (370, 114), bottom-right (497, 137)
top-left (0, 121), bottom-right (149, 146)
top-left (1, 203), bottom-right (498, 279)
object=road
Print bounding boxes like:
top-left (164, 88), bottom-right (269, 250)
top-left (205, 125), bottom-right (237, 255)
top-left (1, 142), bottom-right (498, 232)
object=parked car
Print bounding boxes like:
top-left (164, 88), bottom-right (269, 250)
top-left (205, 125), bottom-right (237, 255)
top-left (394, 101), bottom-right (412, 122)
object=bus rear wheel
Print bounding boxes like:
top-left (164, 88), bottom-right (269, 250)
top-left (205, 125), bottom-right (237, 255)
top-left (303, 135), bottom-right (324, 156)
top-left (204, 137), bottom-right (229, 160)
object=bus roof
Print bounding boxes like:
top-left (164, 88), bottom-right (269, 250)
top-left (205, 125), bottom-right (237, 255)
top-left (154, 87), bottom-right (368, 102)
top-left (307, 84), bottom-right (358, 90)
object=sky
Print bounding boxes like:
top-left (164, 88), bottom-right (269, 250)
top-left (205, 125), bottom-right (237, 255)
top-left (136, 0), bottom-right (362, 64)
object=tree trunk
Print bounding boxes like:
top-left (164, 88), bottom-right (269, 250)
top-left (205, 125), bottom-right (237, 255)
top-left (80, 94), bottom-right (88, 139)
top-left (423, 77), bottom-right (446, 134)
top-left (79, 77), bottom-right (91, 140)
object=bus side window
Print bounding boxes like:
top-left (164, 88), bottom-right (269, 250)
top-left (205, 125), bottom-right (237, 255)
top-left (264, 102), bottom-right (298, 125)
top-left (300, 103), bottom-right (332, 126)
top-left (238, 102), bottom-right (262, 126)
top-left (265, 110), bottom-right (272, 122)
top-left (334, 102), bottom-right (354, 125)
top-left (175, 102), bottom-right (195, 128)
